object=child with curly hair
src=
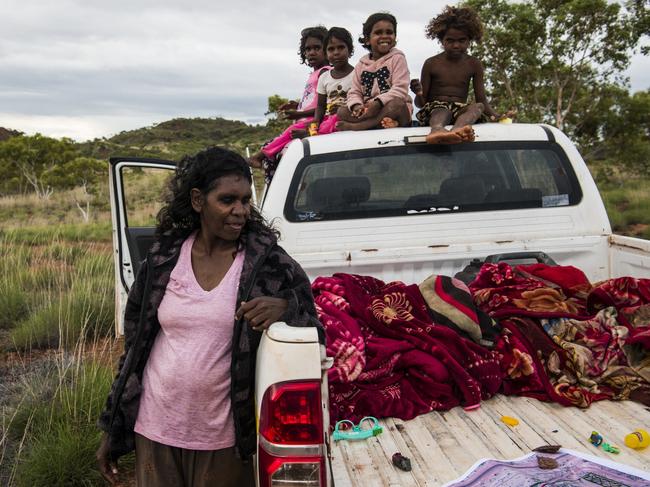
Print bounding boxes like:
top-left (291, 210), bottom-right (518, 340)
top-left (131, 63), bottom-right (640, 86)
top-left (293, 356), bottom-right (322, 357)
top-left (336, 12), bottom-right (412, 131)
top-left (411, 6), bottom-right (503, 144)
top-left (249, 26), bottom-right (330, 171)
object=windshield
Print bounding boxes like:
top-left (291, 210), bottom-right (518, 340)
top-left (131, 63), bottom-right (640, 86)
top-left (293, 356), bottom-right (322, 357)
top-left (284, 142), bottom-right (582, 222)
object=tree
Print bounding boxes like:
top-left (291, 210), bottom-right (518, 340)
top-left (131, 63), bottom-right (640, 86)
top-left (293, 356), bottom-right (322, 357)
top-left (465, 0), bottom-right (648, 133)
top-left (0, 134), bottom-right (78, 198)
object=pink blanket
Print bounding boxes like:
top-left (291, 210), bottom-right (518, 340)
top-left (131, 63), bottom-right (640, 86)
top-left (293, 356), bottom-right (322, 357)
top-left (314, 273), bottom-right (502, 423)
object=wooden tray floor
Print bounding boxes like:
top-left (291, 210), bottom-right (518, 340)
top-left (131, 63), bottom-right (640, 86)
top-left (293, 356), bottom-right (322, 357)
top-left (330, 395), bottom-right (650, 486)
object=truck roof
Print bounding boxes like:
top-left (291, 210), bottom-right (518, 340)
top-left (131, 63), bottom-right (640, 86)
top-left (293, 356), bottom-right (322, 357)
top-left (305, 123), bottom-right (558, 156)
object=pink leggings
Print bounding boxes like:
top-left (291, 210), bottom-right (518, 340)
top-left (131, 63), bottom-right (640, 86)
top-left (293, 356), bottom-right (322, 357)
top-left (261, 115), bottom-right (339, 159)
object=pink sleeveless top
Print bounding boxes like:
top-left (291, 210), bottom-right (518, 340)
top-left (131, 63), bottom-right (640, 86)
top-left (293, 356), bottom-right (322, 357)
top-left (297, 66), bottom-right (331, 115)
top-left (134, 232), bottom-right (244, 450)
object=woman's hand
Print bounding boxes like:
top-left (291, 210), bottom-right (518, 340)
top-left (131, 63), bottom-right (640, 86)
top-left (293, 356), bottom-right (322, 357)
top-left (96, 433), bottom-right (118, 485)
top-left (236, 297), bottom-right (289, 331)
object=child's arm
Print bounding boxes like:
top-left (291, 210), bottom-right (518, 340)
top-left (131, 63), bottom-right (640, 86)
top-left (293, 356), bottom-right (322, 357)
top-left (472, 60), bottom-right (500, 120)
top-left (346, 64), bottom-right (365, 116)
top-left (411, 59), bottom-right (433, 109)
top-left (374, 52), bottom-right (410, 108)
top-left (313, 94), bottom-right (327, 126)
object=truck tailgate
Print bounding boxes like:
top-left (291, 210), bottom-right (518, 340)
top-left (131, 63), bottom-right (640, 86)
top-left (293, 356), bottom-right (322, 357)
top-left (330, 396), bottom-right (650, 486)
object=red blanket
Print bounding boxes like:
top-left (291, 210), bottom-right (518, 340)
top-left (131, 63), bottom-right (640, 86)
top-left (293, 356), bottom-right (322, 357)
top-left (471, 263), bottom-right (650, 407)
top-left (314, 273), bottom-right (502, 423)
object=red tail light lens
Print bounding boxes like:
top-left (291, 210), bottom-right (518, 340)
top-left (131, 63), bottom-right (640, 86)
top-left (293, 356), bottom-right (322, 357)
top-left (259, 380), bottom-right (323, 445)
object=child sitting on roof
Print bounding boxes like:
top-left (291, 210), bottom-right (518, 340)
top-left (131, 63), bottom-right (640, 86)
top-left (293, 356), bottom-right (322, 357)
top-left (335, 12), bottom-right (412, 131)
top-left (310, 27), bottom-right (355, 135)
top-left (248, 26), bottom-right (330, 173)
top-left (410, 6), bottom-right (505, 144)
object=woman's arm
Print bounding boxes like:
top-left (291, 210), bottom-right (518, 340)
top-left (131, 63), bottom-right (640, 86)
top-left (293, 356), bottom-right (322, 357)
top-left (236, 247), bottom-right (324, 343)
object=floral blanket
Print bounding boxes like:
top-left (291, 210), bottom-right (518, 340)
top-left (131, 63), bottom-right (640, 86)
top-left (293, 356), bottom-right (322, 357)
top-left (316, 265), bottom-right (650, 423)
top-left (314, 273), bottom-right (502, 423)
top-left (471, 263), bottom-right (650, 407)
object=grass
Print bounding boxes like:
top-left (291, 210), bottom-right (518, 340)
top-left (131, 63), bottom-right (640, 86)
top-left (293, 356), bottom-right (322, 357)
top-left (5, 348), bottom-right (131, 486)
top-left (598, 176), bottom-right (650, 239)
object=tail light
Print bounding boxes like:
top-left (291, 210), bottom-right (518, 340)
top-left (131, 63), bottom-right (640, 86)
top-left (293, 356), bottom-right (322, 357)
top-left (258, 380), bottom-right (326, 487)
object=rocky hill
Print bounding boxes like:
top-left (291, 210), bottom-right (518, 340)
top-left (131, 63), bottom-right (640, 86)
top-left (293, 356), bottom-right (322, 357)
top-left (76, 117), bottom-right (280, 161)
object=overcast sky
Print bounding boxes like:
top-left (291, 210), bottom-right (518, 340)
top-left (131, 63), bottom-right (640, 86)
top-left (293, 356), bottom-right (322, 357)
top-left (1, 0), bottom-right (648, 142)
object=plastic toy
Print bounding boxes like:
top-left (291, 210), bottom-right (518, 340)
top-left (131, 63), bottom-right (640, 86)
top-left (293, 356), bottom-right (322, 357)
top-left (589, 431), bottom-right (603, 446)
top-left (501, 415), bottom-right (520, 427)
top-left (333, 417), bottom-right (383, 441)
top-left (602, 443), bottom-right (620, 454)
top-left (624, 429), bottom-right (650, 449)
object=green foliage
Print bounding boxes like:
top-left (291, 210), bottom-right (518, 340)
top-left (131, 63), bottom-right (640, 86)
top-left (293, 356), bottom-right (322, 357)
top-left (10, 251), bottom-right (113, 351)
top-left (11, 363), bottom-right (116, 486)
top-left (15, 423), bottom-right (104, 487)
top-left (0, 134), bottom-right (78, 197)
top-left (465, 0), bottom-right (647, 132)
top-left (598, 174), bottom-right (650, 235)
top-left (42, 157), bottom-right (106, 192)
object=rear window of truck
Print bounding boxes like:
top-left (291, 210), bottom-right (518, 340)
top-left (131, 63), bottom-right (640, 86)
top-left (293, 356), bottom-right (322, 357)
top-left (284, 141), bottom-right (582, 222)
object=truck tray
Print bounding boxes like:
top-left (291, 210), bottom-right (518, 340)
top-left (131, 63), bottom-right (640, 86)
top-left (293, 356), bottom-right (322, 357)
top-left (330, 396), bottom-right (650, 486)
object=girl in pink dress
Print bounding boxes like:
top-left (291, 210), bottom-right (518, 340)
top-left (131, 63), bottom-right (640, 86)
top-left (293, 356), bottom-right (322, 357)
top-left (248, 26), bottom-right (330, 176)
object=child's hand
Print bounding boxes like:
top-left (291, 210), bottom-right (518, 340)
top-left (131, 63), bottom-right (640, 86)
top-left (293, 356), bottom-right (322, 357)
top-left (410, 79), bottom-right (423, 96)
top-left (282, 109), bottom-right (301, 120)
top-left (351, 104), bottom-right (365, 118)
top-left (278, 100), bottom-right (298, 111)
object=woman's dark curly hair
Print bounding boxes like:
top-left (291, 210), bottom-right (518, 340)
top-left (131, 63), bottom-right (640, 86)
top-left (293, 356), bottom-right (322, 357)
top-left (358, 12), bottom-right (397, 52)
top-left (426, 5), bottom-right (483, 42)
top-left (156, 147), bottom-right (278, 243)
top-left (324, 27), bottom-right (354, 57)
top-left (298, 26), bottom-right (328, 64)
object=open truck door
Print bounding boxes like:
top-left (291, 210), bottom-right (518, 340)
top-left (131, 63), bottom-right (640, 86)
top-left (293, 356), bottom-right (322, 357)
top-left (108, 157), bottom-right (176, 336)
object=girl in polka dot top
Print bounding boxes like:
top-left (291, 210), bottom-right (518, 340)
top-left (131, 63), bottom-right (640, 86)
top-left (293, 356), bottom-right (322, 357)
top-left (336, 12), bottom-right (413, 131)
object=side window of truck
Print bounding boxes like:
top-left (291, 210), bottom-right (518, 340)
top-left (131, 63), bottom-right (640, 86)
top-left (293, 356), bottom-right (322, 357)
top-left (121, 167), bottom-right (170, 227)
top-left (286, 142), bottom-right (582, 222)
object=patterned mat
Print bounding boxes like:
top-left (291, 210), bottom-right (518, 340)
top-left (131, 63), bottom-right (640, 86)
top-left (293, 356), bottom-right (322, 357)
top-left (443, 449), bottom-right (650, 486)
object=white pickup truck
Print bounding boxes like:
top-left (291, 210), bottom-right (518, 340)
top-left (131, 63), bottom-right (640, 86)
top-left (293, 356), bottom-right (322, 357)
top-left (109, 123), bottom-right (650, 486)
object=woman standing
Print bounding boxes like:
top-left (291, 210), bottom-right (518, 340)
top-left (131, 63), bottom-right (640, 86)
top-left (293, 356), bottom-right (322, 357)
top-left (96, 147), bottom-right (322, 486)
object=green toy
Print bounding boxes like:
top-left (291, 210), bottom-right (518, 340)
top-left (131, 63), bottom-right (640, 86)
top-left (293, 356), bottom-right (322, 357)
top-left (333, 417), bottom-right (383, 441)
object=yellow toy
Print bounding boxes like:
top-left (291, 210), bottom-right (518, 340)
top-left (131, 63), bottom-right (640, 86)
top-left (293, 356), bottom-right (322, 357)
top-left (625, 429), bottom-right (650, 449)
top-left (500, 415), bottom-right (519, 427)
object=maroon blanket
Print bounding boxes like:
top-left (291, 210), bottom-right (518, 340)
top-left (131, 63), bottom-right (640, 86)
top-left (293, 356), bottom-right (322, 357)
top-left (470, 263), bottom-right (650, 407)
top-left (314, 273), bottom-right (502, 423)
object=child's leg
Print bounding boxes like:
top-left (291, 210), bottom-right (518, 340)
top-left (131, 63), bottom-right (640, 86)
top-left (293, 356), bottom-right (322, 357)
top-left (449, 103), bottom-right (484, 142)
top-left (379, 99), bottom-right (412, 128)
top-left (317, 115), bottom-right (338, 134)
top-left (425, 108), bottom-right (462, 144)
top-left (336, 106), bottom-right (357, 123)
top-left (261, 119), bottom-right (310, 158)
top-left (337, 100), bottom-right (410, 131)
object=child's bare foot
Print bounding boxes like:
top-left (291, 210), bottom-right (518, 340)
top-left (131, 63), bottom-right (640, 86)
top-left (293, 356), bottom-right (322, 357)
top-left (426, 129), bottom-right (462, 144)
top-left (248, 152), bottom-right (264, 168)
top-left (380, 117), bottom-right (399, 128)
top-left (453, 125), bottom-right (475, 142)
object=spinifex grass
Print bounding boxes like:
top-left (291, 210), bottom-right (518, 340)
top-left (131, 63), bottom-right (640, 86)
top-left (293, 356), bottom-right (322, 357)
top-left (6, 339), bottom-right (133, 486)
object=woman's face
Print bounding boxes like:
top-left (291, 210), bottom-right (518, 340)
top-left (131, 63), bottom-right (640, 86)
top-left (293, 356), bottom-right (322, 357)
top-left (191, 174), bottom-right (252, 242)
